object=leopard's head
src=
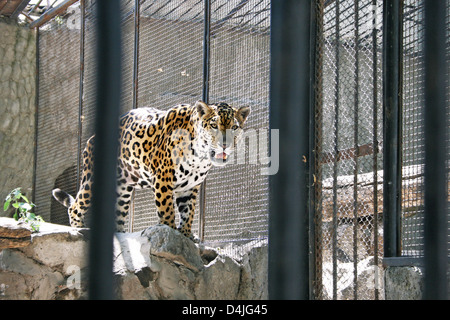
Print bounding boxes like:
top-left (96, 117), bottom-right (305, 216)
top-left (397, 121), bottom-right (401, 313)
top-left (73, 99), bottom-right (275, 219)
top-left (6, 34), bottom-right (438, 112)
top-left (195, 101), bottom-right (250, 167)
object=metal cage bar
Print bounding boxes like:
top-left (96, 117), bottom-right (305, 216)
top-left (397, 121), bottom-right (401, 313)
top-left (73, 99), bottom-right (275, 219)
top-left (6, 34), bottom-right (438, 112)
top-left (269, 0), bottom-right (312, 300)
top-left (76, 0), bottom-right (85, 192)
top-left (88, 0), bottom-right (122, 300)
top-left (382, 0), bottom-right (403, 258)
top-left (423, 0), bottom-right (449, 300)
top-left (198, 0), bottom-right (211, 242)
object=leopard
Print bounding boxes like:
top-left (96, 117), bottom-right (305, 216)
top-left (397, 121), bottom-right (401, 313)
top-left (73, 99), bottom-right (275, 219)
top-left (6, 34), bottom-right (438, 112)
top-left (52, 101), bottom-right (250, 239)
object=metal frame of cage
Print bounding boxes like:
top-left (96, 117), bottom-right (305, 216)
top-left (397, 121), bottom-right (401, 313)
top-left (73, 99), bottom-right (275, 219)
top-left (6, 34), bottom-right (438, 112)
top-left (29, 0), bottom-right (448, 299)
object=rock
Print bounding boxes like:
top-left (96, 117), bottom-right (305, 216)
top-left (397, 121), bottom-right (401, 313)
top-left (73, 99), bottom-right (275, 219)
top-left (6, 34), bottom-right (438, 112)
top-left (384, 266), bottom-right (424, 300)
top-left (322, 256), bottom-right (384, 300)
top-left (195, 255), bottom-right (241, 300)
top-left (0, 217), bottom-right (32, 249)
top-left (237, 239), bottom-right (269, 299)
top-left (0, 217), bottom-right (32, 238)
top-left (1, 219), bottom-right (268, 299)
top-left (19, 222), bottom-right (88, 272)
top-left (141, 225), bottom-right (204, 272)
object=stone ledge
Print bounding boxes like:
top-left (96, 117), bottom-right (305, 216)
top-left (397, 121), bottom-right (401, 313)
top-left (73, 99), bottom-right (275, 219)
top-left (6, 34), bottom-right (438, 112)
top-left (0, 219), bottom-right (267, 299)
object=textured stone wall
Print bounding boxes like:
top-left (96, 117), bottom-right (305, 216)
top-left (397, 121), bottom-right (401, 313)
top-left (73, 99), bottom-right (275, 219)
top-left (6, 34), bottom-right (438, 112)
top-left (0, 18), bottom-right (36, 212)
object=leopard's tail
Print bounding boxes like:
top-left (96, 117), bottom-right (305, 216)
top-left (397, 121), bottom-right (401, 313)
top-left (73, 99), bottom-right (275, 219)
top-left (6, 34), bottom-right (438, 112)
top-left (52, 188), bottom-right (75, 208)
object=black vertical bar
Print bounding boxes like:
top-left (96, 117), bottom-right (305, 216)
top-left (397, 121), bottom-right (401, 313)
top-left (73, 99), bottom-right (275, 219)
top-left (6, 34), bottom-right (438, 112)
top-left (372, 0), bottom-right (380, 301)
top-left (308, 0), bottom-right (319, 301)
top-left (352, 0), bottom-right (359, 300)
top-left (423, 0), bottom-right (448, 300)
top-left (382, 0), bottom-right (403, 258)
top-left (77, 0), bottom-right (85, 191)
top-left (88, 0), bottom-right (122, 300)
top-left (332, 0), bottom-right (340, 300)
top-left (132, 0), bottom-right (140, 110)
top-left (202, 0), bottom-right (211, 103)
top-left (32, 28), bottom-right (40, 205)
top-left (199, 0), bottom-right (211, 242)
top-left (269, 0), bottom-right (312, 300)
top-left (128, 0), bottom-right (140, 233)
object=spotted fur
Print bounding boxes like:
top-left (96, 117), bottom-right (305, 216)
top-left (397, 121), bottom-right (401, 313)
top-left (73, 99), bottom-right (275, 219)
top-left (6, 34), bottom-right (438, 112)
top-left (53, 101), bottom-right (250, 239)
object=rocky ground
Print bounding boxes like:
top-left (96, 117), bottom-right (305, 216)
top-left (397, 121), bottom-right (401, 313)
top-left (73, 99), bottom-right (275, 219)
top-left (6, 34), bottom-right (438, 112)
top-left (0, 218), bottom-right (267, 300)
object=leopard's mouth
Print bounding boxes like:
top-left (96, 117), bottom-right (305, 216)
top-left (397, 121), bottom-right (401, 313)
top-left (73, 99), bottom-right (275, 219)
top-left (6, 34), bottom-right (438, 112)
top-left (210, 150), bottom-right (230, 166)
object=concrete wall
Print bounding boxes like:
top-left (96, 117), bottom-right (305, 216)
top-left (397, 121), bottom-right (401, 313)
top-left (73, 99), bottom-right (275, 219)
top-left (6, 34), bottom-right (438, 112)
top-left (0, 18), bottom-right (36, 214)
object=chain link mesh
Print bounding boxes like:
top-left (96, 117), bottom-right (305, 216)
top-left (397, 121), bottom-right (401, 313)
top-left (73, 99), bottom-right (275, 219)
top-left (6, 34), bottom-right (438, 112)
top-left (401, 0), bottom-right (450, 259)
top-left (313, 0), bottom-right (384, 300)
top-left (203, 0), bottom-right (270, 244)
top-left (401, 0), bottom-right (426, 257)
top-left (35, 0), bottom-right (270, 248)
top-left (35, 19), bottom-right (81, 225)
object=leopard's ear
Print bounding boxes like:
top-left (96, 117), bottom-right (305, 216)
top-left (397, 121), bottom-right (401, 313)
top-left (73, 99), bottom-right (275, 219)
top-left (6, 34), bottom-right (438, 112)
top-left (195, 101), bottom-right (214, 119)
top-left (236, 106), bottom-right (251, 126)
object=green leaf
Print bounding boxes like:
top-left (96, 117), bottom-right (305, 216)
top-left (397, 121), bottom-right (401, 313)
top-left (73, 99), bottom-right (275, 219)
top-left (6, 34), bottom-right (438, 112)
top-left (13, 212), bottom-right (18, 221)
top-left (3, 199), bottom-right (11, 211)
top-left (20, 194), bottom-right (30, 203)
top-left (12, 188), bottom-right (21, 200)
top-left (12, 202), bottom-right (19, 209)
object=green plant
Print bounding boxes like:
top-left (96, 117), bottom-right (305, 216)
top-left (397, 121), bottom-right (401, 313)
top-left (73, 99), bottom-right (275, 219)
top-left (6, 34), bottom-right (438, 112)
top-left (3, 187), bottom-right (44, 232)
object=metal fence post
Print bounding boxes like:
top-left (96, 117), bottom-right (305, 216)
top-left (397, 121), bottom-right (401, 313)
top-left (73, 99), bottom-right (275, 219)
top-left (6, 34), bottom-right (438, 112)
top-left (32, 27), bottom-right (40, 205)
top-left (132, 0), bottom-right (140, 110)
top-left (198, 0), bottom-right (211, 242)
top-left (269, 0), bottom-right (312, 300)
top-left (423, 0), bottom-right (448, 300)
top-left (88, 0), bottom-right (122, 300)
top-left (382, 0), bottom-right (403, 258)
top-left (77, 0), bottom-right (85, 192)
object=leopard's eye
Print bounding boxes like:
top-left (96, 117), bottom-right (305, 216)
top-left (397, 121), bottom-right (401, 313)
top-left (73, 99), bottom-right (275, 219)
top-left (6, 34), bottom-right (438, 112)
top-left (210, 123), bottom-right (218, 130)
top-left (231, 125), bottom-right (239, 131)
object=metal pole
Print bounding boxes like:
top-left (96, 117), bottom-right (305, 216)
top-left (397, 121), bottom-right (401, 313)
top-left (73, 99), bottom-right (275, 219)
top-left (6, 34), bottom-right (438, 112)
top-left (32, 27), bottom-right (40, 205)
top-left (332, 0), bottom-right (340, 300)
top-left (352, 0), bottom-right (359, 300)
top-left (309, 0), bottom-right (321, 301)
top-left (132, 0), bottom-right (140, 110)
top-left (128, 0), bottom-right (140, 234)
top-left (269, 0), bottom-right (312, 300)
top-left (382, 0), bottom-right (403, 258)
top-left (371, 0), bottom-right (380, 301)
top-left (76, 0), bottom-right (85, 192)
top-left (88, 0), bottom-right (122, 300)
top-left (198, 0), bottom-right (211, 242)
top-left (423, 0), bottom-right (448, 300)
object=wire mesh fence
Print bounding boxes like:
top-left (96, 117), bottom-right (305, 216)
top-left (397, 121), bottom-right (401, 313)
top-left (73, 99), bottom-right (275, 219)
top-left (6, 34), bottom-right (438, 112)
top-left (313, 0), bottom-right (384, 300)
top-left (313, 0), bottom-right (449, 300)
top-left (35, 19), bottom-right (81, 225)
top-left (34, 0), bottom-right (270, 250)
top-left (401, 0), bottom-right (450, 259)
top-left (401, 0), bottom-right (426, 257)
top-left (204, 0), bottom-right (270, 244)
